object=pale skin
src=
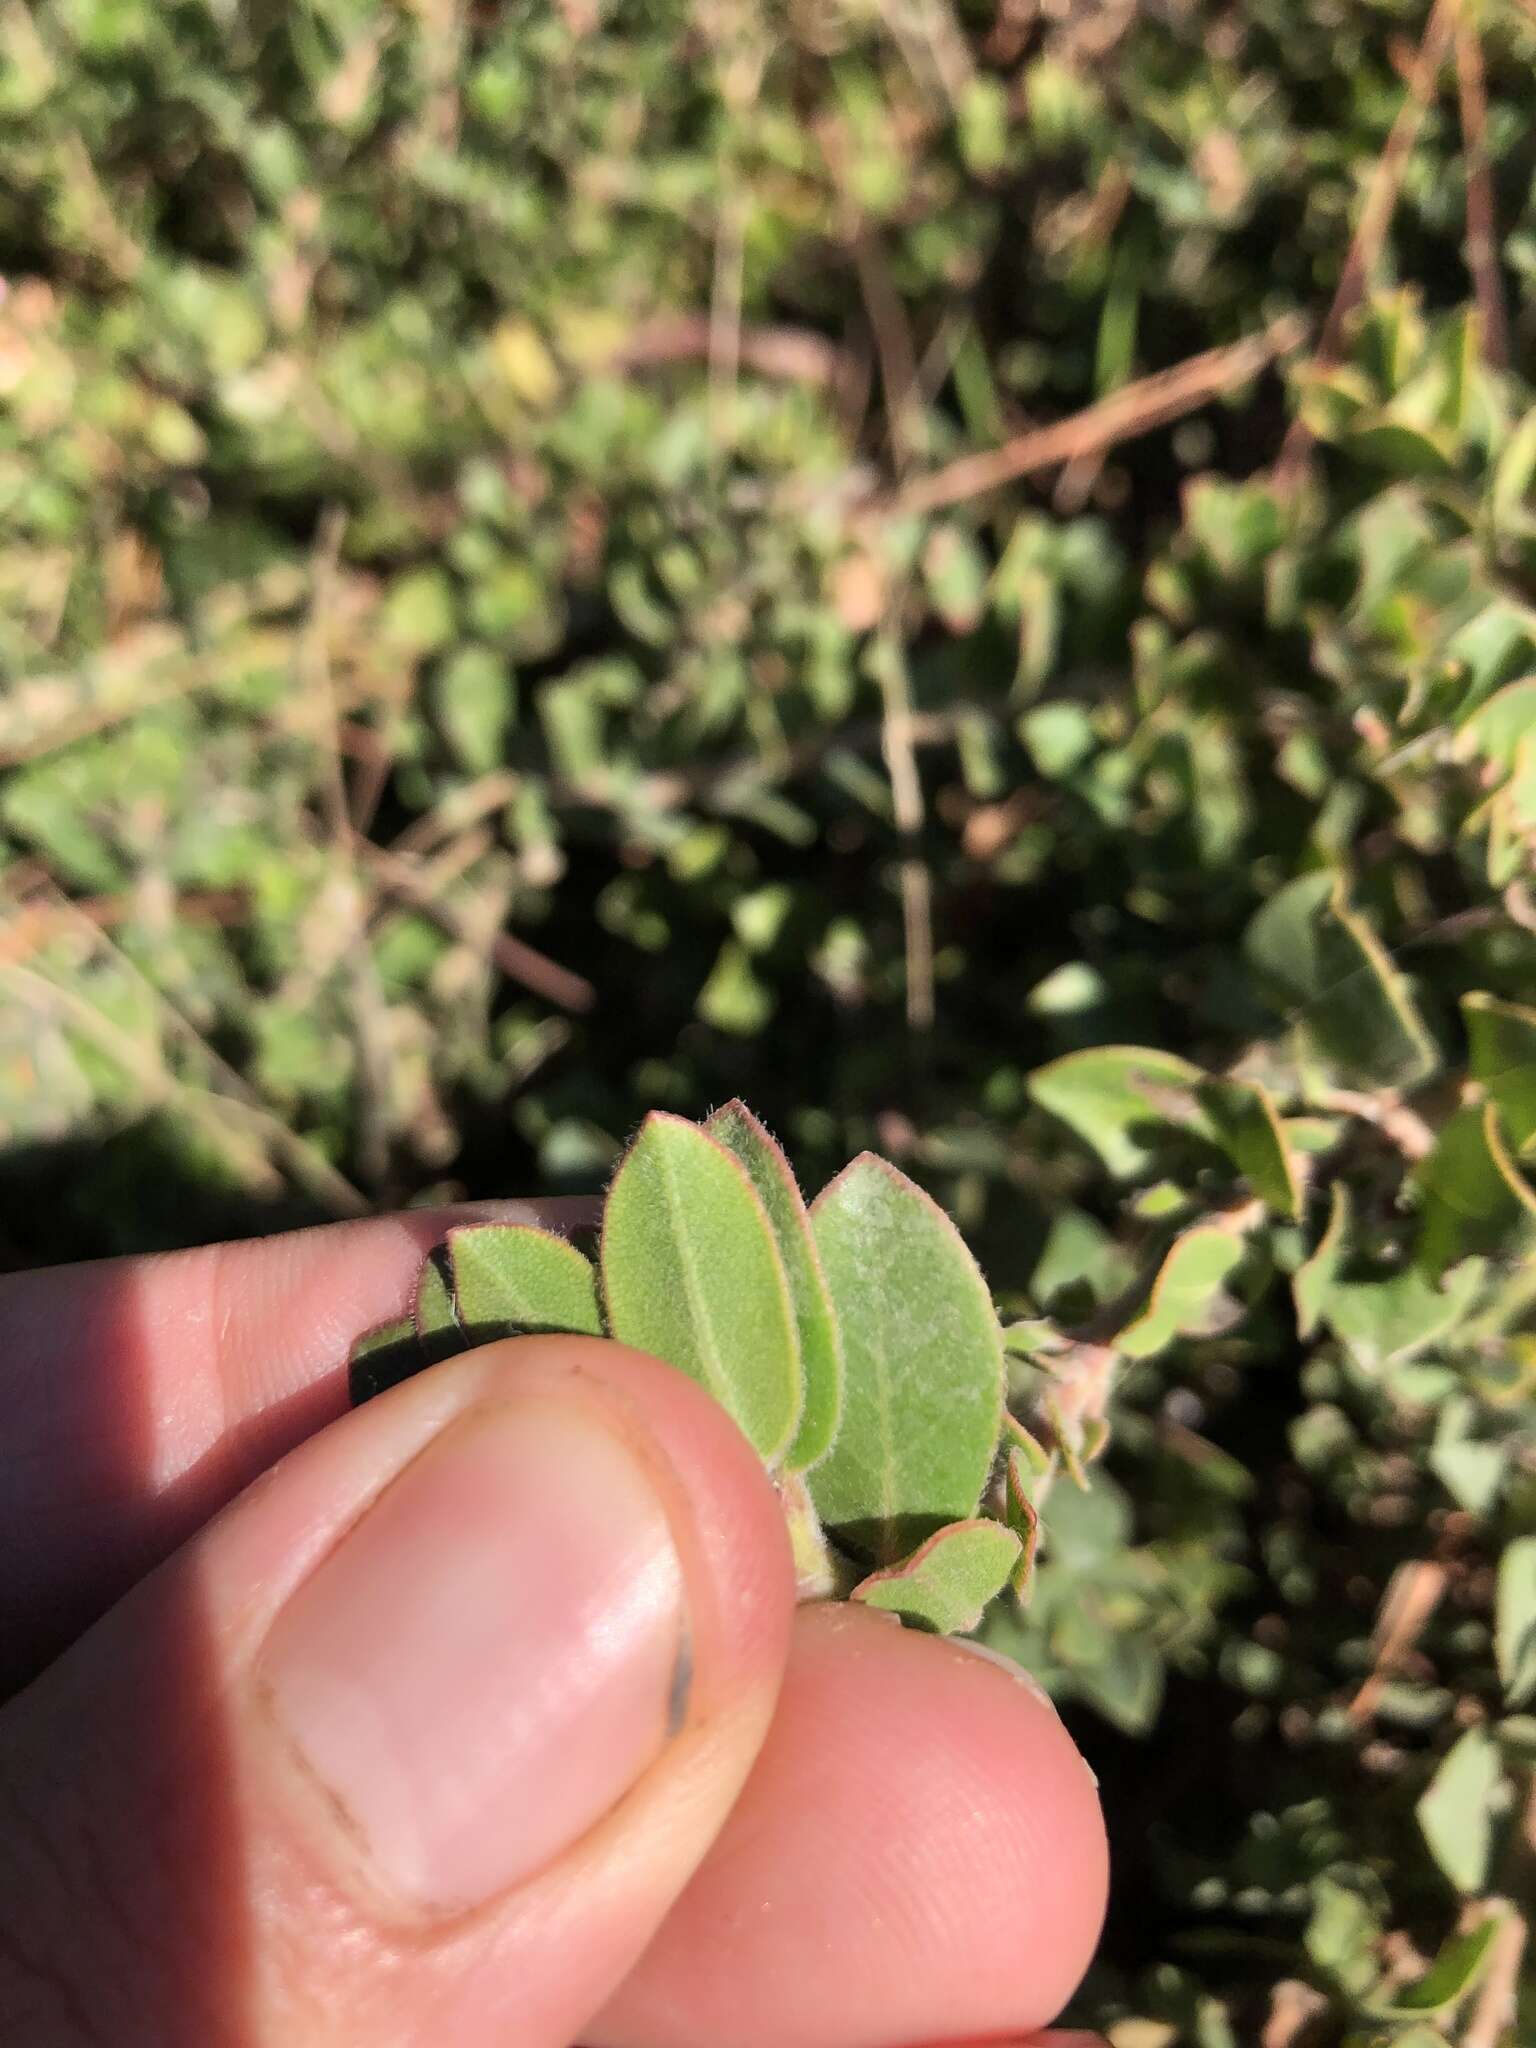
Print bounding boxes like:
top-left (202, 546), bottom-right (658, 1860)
top-left (0, 1202), bottom-right (1109, 2047)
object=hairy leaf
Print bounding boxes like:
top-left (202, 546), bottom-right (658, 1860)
top-left (415, 1247), bottom-right (465, 1363)
top-left (808, 1154), bottom-right (1004, 1562)
top-left (706, 1099), bottom-right (842, 1471)
top-left (449, 1223), bottom-right (604, 1343)
top-left (602, 1112), bottom-right (801, 1464)
top-left (853, 1520), bottom-right (1022, 1634)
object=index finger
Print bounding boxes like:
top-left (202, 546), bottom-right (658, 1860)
top-left (0, 1199), bottom-right (595, 1690)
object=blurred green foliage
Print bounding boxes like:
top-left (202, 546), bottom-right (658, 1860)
top-left (4, 0), bottom-right (1536, 2037)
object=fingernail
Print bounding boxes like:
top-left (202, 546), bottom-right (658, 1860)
top-left (260, 1395), bottom-right (686, 1915)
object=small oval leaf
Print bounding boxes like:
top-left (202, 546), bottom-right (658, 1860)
top-left (1028, 1044), bottom-right (1209, 1178)
top-left (449, 1223), bottom-right (604, 1343)
top-left (852, 1520), bottom-right (1021, 1635)
top-left (1244, 872), bottom-right (1436, 1089)
top-left (809, 1154), bottom-right (1005, 1562)
top-left (706, 1099), bottom-right (843, 1471)
top-left (601, 1112), bottom-right (802, 1465)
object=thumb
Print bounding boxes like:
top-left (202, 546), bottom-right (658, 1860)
top-left (0, 1336), bottom-right (794, 2047)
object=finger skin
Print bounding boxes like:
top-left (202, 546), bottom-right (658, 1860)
top-left (0, 1337), bottom-right (794, 2048)
top-left (592, 1603), bottom-right (1109, 2048)
top-left (0, 1200), bottom-right (592, 1687)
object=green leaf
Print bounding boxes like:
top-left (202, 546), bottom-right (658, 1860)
top-left (1455, 677), bottom-right (1536, 775)
top-left (601, 1112), bottom-right (802, 1465)
top-left (433, 645), bottom-right (514, 775)
top-left (415, 1247), bottom-right (466, 1364)
top-left (1416, 1726), bottom-right (1503, 1893)
top-left (448, 1223), bottom-right (604, 1343)
top-left (349, 1315), bottom-right (425, 1405)
top-left (1244, 872), bottom-right (1437, 1089)
top-left (1294, 1182), bottom-right (1350, 1338)
top-left (1464, 990), bottom-right (1536, 1150)
top-left (1115, 1224), bottom-right (1248, 1359)
top-left (808, 1154), bottom-right (1005, 1563)
top-left (1028, 1044), bottom-right (1210, 1177)
top-left (1492, 406), bottom-right (1536, 523)
top-left (1496, 1535), bottom-right (1536, 1707)
top-left (1072, 1632), bottom-right (1165, 1734)
top-left (1196, 1077), bottom-right (1301, 1218)
top-left (1372, 1916), bottom-right (1501, 2016)
top-left (1333, 1260), bottom-right (1487, 1372)
top-left (1415, 1100), bottom-right (1536, 1269)
top-left (1429, 1432), bottom-right (1505, 1516)
top-left (1296, 1185), bottom-right (1486, 1368)
top-left (852, 1520), bottom-right (1022, 1634)
top-left (705, 1100), bottom-right (843, 1472)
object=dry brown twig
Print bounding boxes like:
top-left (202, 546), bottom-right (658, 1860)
top-left (615, 316), bottom-right (864, 397)
top-left (0, 887), bottom-right (248, 968)
top-left (1313, 1086), bottom-right (1437, 1162)
top-left (1453, 0), bottom-right (1509, 368)
top-left (0, 886), bottom-right (369, 1215)
top-left (1462, 1902), bottom-right (1527, 2048)
top-left (1274, 0), bottom-right (1457, 488)
top-left (1347, 1558), bottom-right (1447, 1724)
top-left (891, 314), bottom-right (1308, 518)
top-left (357, 837), bottom-right (597, 1015)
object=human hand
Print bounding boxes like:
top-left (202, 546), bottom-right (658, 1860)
top-left (0, 1205), bottom-right (1108, 2047)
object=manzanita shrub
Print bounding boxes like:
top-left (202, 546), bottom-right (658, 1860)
top-left (353, 1101), bottom-right (1041, 1635)
top-left (7, 0), bottom-right (1536, 2039)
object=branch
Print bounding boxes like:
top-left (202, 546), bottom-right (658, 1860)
top-left (890, 315), bottom-right (1308, 518)
top-left (1274, 0), bottom-right (1456, 487)
top-left (1453, 0), bottom-right (1509, 368)
top-left (356, 837), bottom-right (597, 1015)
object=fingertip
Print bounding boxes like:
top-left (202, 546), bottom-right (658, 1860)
top-left (0, 1332), bottom-right (798, 2048)
top-left (596, 1601), bottom-right (1108, 2048)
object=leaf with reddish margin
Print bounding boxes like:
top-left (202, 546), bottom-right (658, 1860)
top-left (449, 1222), bottom-right (603, 1343)
top-left (706, 1099), bottom-right (842, 1472)
top-left (415, 1246), bottom-right (466, 1363)
top-left (853, 1520), bottom-right (1022, 1634)
top-left (602, 1112), bottom-right (802, 1465)
top-left (809, 1153), bottom-right (1004, 1563)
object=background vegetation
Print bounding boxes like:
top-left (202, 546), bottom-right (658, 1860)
top-left (4, 0), bottom-right (1536, 2038)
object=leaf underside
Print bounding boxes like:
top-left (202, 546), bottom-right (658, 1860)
top-left (449, 1221), bottom-right (604, 1342)
top-left (853, 1520), bottom-right (1022, 1634)
top-left (415, 1246), bottom-right (466, 1364)
top-left (706, 1099), bottom-right (843, 1471)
